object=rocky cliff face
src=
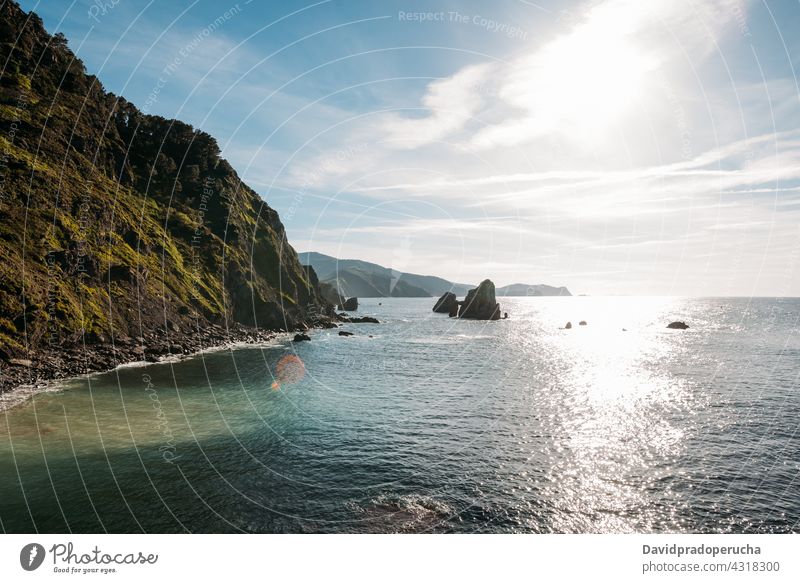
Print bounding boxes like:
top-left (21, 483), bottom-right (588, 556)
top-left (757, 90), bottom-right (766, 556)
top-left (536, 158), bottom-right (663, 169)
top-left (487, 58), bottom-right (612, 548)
top-left (0, 1), bottom-right (330, 359)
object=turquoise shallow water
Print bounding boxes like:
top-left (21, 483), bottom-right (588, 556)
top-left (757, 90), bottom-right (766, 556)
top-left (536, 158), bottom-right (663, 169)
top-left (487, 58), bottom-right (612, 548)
top-left (1, 297), bottom-right (799, 533)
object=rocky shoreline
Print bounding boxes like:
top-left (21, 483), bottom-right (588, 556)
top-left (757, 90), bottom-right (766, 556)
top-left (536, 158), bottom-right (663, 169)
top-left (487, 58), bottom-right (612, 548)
top-left (0, 309), bottom-right (383, 412)
top-left (0, 321), bottom-right (318, 412)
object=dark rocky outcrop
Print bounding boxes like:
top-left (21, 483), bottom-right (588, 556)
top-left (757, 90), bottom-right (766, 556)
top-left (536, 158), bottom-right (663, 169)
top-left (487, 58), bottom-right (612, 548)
top-left (432, 292), bottom-right (458, 314)
top-left (293, 333), bottom-right (311, 342)
top-left (667, 321), bottom-right (689, 329)
top-left (338, 331), bottom-right (353, 336)
top-left (458, 280), bottom-right (501, 320)
top-left (579, 320), bottom-right (587, 326)
top-left (342, 297), bottom-right (358, 311)
top-left (344, 316), bottom-right (379, 324)
top-left (565, 322), bottom-right (572, 329)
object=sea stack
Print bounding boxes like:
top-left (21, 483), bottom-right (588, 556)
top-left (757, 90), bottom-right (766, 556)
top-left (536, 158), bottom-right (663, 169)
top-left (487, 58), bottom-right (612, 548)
top-left (432, 292), bottom-right (458, 314)
top-left (342, 297), bottom-right (358, 311)
top-left (458, 279), bottom-right (501, 320)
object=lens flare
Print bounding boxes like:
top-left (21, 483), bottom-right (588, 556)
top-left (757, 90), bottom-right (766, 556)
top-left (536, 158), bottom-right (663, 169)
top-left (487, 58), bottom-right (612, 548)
top-left (271, 354), bottom-right (305, 390)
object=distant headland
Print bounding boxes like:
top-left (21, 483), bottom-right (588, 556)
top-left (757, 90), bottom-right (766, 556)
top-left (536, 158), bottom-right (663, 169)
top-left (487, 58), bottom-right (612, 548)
top-left (300, 251), bottom-right (571, 300)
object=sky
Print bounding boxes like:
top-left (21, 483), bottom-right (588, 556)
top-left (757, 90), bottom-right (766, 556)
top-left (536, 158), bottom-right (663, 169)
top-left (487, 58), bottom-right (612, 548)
top-left (19, 0), bottom-right (800, 295)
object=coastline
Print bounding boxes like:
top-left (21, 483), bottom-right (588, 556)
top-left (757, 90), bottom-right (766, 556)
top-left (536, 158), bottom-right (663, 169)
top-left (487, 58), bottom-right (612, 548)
top-left (0, 323), bottom-right (294, 413)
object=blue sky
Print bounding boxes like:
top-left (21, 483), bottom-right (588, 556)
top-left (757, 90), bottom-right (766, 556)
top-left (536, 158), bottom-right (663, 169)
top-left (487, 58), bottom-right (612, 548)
top-left (20, 0), bottom-right (800, 295)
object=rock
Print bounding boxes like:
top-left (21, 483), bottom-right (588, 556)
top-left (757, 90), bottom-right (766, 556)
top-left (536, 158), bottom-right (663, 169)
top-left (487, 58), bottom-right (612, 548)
top-left (131, 346), bottom-right (145, 355)
top-left (107, 264), bottom-right (133, 282)
top-left (667, 321), bottom-right (689, 329)
top-left (293, 333), bottom-right (311, 342)
top-left (348, 316), bottom-right (379, 324)
top-left (565, 322), bottom-right (572, 329)
top-left (84, 330), bottom-right (107, 344)
top-left (338, 331), bottom-right (354, 336)
top-left (458, 279), bottom-right (501, 320)
top-left (8, 358), bottom-right (33, 367)
top-left (432, 292), bottom-right (458, 314)
top-left (318, 282), bottom-right (346, 308)
top-left (579, 320), bottom-right (587, 326)
top-left (342, 297), bottom-right (358, 311)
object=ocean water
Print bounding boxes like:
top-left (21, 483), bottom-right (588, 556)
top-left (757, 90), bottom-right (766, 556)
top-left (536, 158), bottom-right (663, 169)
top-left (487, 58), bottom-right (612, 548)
top-left (1, 297), bottom-right (799, 533)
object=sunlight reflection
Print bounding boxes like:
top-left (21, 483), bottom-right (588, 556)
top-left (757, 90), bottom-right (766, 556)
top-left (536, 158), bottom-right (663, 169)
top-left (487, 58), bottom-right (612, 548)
top-left (534, 296), bottom-right (696, 532)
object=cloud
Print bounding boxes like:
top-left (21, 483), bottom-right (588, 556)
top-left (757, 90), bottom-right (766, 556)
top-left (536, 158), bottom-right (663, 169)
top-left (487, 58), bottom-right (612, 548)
top-left (378, 63), bottom-right (494, 147)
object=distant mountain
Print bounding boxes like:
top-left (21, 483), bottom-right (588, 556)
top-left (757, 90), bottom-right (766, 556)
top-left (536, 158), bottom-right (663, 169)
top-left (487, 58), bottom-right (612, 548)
top-left (300, 252), bottom-right (473, 297)
top-left (496, 283), bottom-right (571, 297)
top-left (300, 253), bottom-right (571, 298)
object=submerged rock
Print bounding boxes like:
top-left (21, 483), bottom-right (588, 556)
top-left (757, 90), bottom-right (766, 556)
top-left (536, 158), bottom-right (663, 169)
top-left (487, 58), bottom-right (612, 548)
top-left (338, 331), bottom-right (354, 337)
top-left (432, 292), bottom-right (458, 314)
top-left (293, 333), bottom-right (311, 342)
top-left (348, 316), bottom-right (379, 324)
top-left (458, 279), bottom-right (501, 320)
top-left (667, 321), bottom-right (689, 329)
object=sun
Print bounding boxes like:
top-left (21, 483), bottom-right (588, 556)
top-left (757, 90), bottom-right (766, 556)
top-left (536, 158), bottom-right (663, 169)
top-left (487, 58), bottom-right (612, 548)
top-left (502, 13), bottom-right (655, 136)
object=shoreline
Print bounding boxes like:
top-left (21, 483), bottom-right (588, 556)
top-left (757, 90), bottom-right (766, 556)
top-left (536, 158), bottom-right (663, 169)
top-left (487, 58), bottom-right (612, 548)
top-left (0, 322), bottom-right (298, 413)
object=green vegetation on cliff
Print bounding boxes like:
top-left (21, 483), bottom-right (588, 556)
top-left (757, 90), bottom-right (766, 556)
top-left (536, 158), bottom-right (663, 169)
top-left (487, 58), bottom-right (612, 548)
top-left (0, 2), bottom-right (329, 356)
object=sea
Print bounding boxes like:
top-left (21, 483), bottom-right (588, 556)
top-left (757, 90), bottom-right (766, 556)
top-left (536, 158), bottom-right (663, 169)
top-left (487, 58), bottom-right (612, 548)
top-left (1, 297), bottom-right (799, 533)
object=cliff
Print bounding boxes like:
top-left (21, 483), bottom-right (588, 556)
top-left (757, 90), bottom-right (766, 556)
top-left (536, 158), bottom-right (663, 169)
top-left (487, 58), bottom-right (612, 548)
top-left (0, 1), bottom-right (331, 365)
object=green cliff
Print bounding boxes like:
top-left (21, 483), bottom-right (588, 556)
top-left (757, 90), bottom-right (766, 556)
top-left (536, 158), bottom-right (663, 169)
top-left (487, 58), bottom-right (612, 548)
top-left (0, 1), bottom-right (330, 358)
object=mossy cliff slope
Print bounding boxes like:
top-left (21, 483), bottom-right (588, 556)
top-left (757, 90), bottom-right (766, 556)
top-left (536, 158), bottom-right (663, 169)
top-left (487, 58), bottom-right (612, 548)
top-left (0, 1), bottom-right (330, 358)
